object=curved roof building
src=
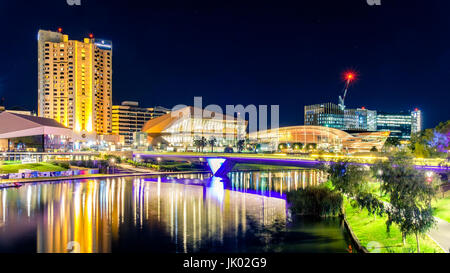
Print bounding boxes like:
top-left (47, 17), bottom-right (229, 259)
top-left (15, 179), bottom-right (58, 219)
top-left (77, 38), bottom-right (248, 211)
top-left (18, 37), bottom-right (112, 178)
top-left (249, 125), bottom-right (390, 153)
top-left (142, 106), bottom-right (247, 148)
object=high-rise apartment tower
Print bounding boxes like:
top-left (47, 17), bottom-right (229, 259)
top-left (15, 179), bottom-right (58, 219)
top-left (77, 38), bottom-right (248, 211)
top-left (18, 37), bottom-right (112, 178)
top-left (38, 29), bottom-right (112, 135)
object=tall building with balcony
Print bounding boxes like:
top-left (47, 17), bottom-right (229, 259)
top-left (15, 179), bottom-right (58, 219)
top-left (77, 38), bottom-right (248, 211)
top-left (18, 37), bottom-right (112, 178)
top-left (111, 101), bottom-right (170, 145)
top-left (37, 29), bottom-right (113, 136)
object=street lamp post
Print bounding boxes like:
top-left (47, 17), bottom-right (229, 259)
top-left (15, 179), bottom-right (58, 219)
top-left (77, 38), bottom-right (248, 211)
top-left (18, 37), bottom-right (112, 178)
top-left (157, 157), bottom-right (162, 169)
top-left (110, 158), bottom-right (116, 174)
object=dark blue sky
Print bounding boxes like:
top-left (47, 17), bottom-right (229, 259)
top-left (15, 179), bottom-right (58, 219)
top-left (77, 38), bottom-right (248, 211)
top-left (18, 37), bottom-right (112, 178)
top-left (0, 0), bottom-right (449, 128)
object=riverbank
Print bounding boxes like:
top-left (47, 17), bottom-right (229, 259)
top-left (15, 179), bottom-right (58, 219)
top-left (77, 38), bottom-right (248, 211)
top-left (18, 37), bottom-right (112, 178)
top-left (343, 199), bottom-right (445, 253)
top-left (0, 162), bottom-right (67, 174)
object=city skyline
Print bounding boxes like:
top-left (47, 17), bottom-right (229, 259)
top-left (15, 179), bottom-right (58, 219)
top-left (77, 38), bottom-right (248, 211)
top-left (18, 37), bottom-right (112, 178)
top-left (0, 0), bottom-right (448, 258)
top-left (0, 0), bottom-right (449, 130)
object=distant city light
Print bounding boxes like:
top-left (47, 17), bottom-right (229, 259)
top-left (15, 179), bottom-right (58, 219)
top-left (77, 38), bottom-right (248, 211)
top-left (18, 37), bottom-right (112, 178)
top-left (58, 28), bottom-right (63, 33)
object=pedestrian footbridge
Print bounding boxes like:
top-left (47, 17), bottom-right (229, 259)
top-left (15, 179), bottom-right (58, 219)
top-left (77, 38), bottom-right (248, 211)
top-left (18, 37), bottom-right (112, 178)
top-left (134, 152), bottom-right (449, 178)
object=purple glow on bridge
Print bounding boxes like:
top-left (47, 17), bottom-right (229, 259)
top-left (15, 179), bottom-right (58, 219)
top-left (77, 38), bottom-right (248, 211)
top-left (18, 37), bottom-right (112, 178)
top-left (136, 153), bottom-right (449, 175)
top-left (206, 158), bottom-right (227, 176)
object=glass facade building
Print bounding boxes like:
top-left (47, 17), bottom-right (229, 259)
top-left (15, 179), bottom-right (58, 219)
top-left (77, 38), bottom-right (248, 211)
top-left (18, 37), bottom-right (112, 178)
top-left (376, 109), bottom-right (422, 140)
top-left (305, 103), bottom-right (345, 129)
top-left (249, 126), bottom-right (390, 153)
top-left (142, 106), bottom-right (247, 151)
top-left (305, 103), bottom-right (422, 140)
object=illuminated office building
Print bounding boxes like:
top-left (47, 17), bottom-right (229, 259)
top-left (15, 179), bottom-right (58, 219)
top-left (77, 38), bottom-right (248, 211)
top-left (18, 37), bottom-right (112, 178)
top-left (305, 103), bottom-right (378, 132)
top-left (344, 108), bottom-right (377, 131)
top-left (111, 101), bottom-right (170, 145)
top-left (305, 103), bottom-right (345, 129)
top-left (376, 109), bottom-right (422, 140)
top-left (305, 103), bottom-right (422, 139)
top-left (411, 108), bottom-right (423, 134)
top-left (37, 29), bottom-right (113, 136)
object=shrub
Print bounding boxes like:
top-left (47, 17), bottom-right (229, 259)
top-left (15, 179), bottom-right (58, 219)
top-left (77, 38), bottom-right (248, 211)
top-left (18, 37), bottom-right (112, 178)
top-left (286, 186), bottom-right (343, 217)
top-left (50, 161), bottom-right (70, 170)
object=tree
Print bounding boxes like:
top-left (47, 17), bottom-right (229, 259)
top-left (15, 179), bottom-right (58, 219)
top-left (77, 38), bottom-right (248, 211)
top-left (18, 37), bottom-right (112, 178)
top-left (428, 130), bottom-right (449, 153)
top-left (373, 152), bottom-right (438, 252)
top-left (323, 161), bottom-right (384, 218)
top-left (383, 137), bottom-right (401, 152)
top-left (409, 130), bottom-right (432, 156)
top-left (208, 136), bottom-right (217, 153)
top-left (193, 136), bottom-right (207, 152)
top-left (293, 143), bottom-right (304, 150)
top-left (323, 161), bottom-right (369, 198)
top-left (305, 143), bottom-right (317, 151)
top-left (409, 121), bottom-right (450, 157)
top-left (237, 139), bottom-right (245, 153)
top-left (278, 143), bottom-right (287, 151)
top-left (245, 138), bottom-right (257, 152)
top-left (385, 137), bottom-right (401, 147)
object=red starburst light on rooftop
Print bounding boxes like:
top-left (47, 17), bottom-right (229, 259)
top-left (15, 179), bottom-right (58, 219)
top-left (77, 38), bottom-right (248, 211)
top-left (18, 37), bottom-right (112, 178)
top-left (57, 28), bottom-right (63, 33)
top-left (89, 33), bottom-right (94, 39)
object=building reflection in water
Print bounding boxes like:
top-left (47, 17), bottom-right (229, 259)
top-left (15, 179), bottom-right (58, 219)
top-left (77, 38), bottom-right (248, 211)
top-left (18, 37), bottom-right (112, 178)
top-left (229, 169), bottom-right (325, 198)
top-left (0, 169), bottom-right (324, 253)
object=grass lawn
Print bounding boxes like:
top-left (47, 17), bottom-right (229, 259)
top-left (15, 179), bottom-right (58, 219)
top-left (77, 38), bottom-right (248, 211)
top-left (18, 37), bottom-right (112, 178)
top-left (344, 199), bottom-right (444, 253)
top-left (432, 195), bottom-right (450, 223)
top-left (367, 181), bottom-right (450, 223)
top-left (0, 162), bottom-right (67, 174)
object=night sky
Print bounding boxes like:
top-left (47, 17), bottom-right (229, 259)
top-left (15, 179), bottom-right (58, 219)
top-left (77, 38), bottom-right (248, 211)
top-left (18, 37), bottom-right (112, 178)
top-left (0, 0), bottom-right (449, 129)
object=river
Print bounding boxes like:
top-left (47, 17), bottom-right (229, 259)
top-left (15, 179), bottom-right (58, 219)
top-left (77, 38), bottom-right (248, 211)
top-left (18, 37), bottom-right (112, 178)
top-left (0, 170), bottom-right (356, 253)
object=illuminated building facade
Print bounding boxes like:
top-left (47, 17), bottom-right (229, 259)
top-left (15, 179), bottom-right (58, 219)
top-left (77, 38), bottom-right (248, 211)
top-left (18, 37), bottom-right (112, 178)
top-left (0, 112), bottom-right (73, 152)
top-left (305, 103), bottom-right (422, 139)
top-left (344, 108), bottom-right (377, 131)
top-left (305, 103), bottom-right (377, 132)
top-left (37, 29), bottom-right (112, 136)
top-left (305, 103), bottom-right (345, 129)
top-left (111, 101), bottom-right (170, 145)
top-left (249, 125), bottom-right (390, 153)
top-left (376, 109), bottom-right (422, 140)
top-left (142, 106), bottom-right (247, 151)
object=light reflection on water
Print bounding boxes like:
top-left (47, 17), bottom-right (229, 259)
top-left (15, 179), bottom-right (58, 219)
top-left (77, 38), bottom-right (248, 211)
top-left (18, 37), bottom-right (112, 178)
top-left (0, 170), bottom-right (352, 253)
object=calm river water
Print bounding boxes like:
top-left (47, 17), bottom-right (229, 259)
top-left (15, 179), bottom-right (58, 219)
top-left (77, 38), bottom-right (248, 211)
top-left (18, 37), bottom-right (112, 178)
top-left (0, 170), bottom-right (356, 253)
